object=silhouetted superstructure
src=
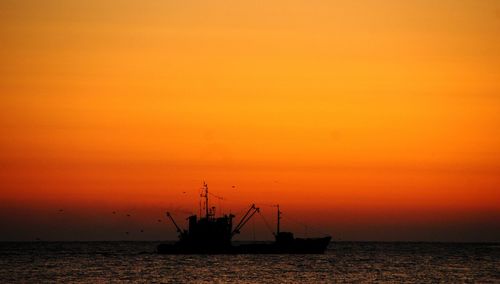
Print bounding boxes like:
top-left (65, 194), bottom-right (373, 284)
top-left (157, 182), bottom-right (331, 254)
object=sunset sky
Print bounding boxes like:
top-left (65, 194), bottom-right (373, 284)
top-left (1, 0), bottom-right (499, 241)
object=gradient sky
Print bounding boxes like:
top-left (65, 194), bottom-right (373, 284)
top-left (1, 0), bottom-right (499, 241)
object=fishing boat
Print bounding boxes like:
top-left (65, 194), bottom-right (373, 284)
top-left (157, 183), bottom-right (331, 254)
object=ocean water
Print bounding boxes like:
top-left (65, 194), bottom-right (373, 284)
top-left (0, 242), bottom-right (498, 283)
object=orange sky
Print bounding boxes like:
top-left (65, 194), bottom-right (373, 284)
top-left (1, 0), bottom-right (499, 241)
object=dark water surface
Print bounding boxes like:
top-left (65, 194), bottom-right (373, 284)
top-left (1, 242), bottom-right (498, 283)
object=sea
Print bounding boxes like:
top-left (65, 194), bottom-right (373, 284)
top-left (1, 242), bottom-right (498, 283)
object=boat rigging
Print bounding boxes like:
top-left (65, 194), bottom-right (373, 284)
top-left (158, 182), bottom-right (331, 254)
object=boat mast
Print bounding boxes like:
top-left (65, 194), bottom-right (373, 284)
top-left (276, 204), bottom-right (281, 235)
top-left (203, 182), bottom-right (209, 218)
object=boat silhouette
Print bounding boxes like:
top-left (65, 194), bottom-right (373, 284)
top-left (157, 182), bottom-right (331, 254)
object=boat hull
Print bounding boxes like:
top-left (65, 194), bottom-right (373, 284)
top-left (157, 237), bottom-right (331, 254)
